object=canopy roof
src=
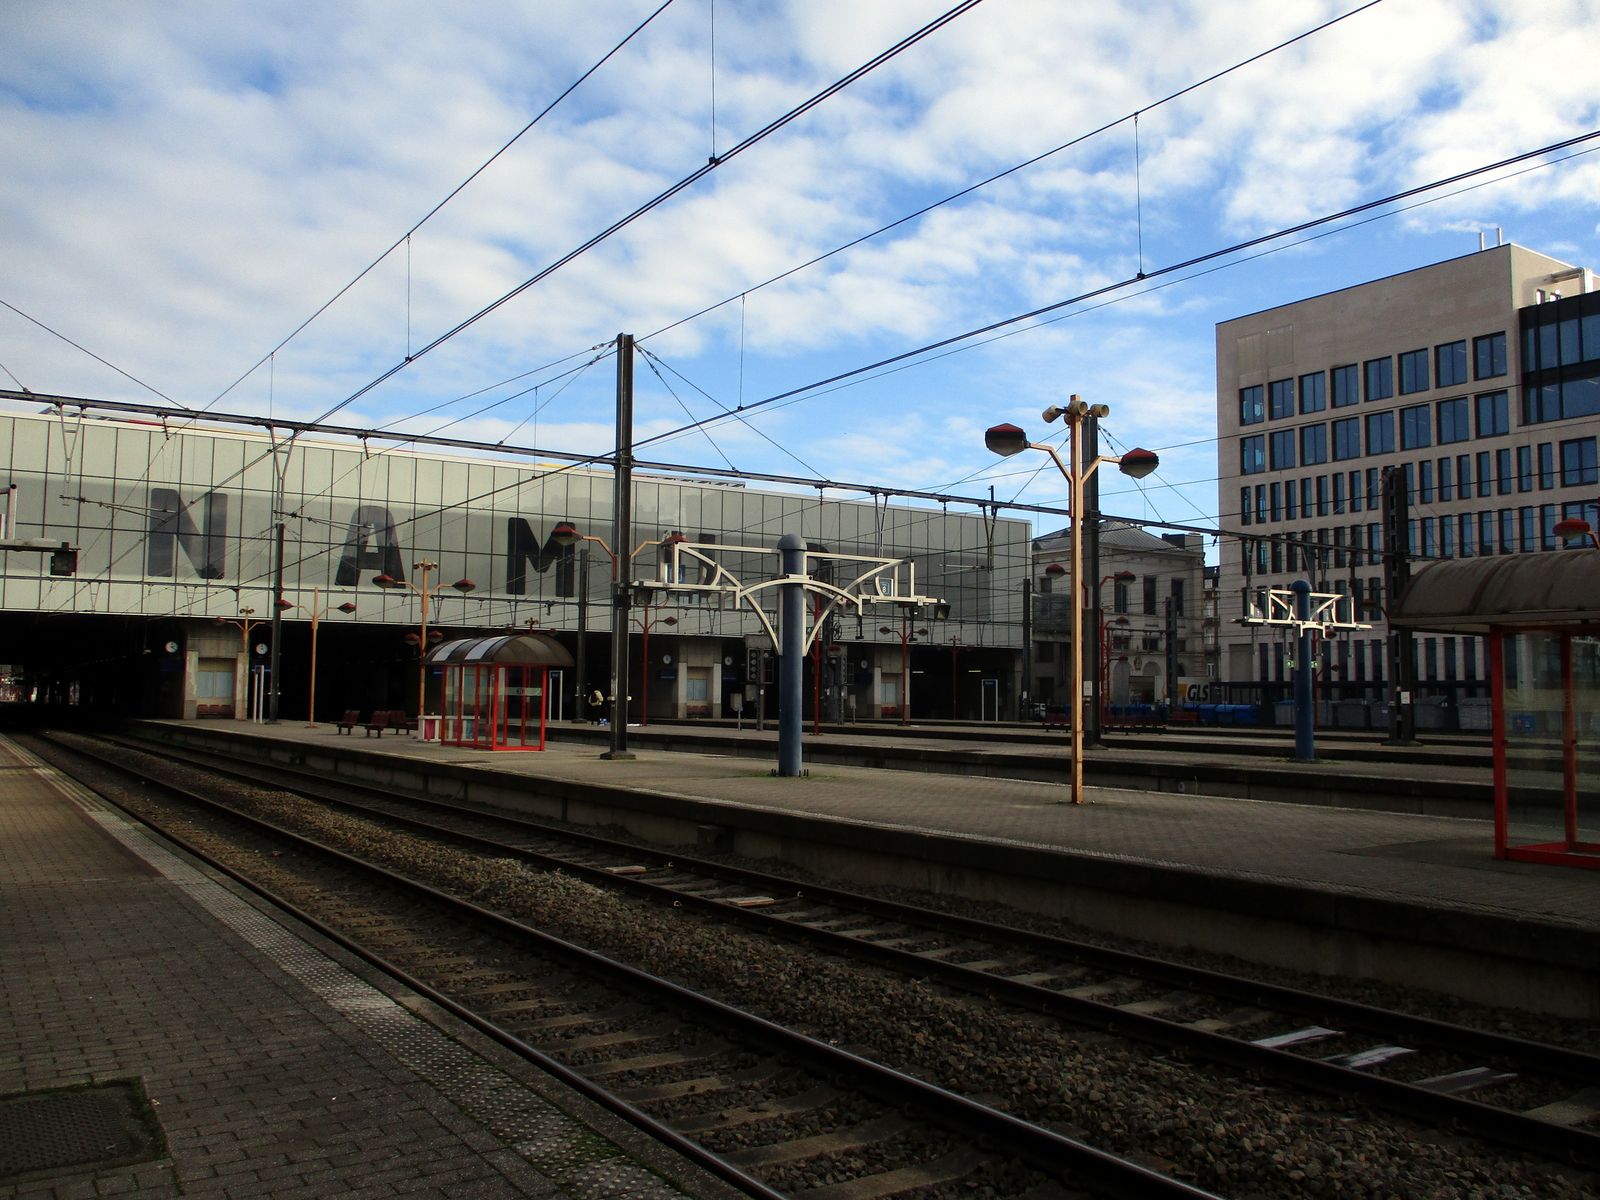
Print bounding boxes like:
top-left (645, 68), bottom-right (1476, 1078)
top-left (424, 631), bottom-right (574, 667)
top-left (1389, 549), bottom-right (1600, 633)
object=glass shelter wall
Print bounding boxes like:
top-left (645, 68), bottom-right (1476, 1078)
top-left (1494, 628), bottom-right (1600, 867)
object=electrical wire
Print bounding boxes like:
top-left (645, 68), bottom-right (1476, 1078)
top-left (308, 0), bottom-right (988, 429)
top-left (207, 0), bottom-right (681, 412)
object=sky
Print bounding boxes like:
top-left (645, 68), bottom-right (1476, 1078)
top-left (3, 0), bottom-right (1599, 555)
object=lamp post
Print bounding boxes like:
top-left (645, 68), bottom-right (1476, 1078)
top-left (1097, 570), bottom-right (1135, 727)
top-left (216, 606), bottom-right (268, 720)
top-left (372, 560), bottom-right (476, 719)
top-left (276, 587), bottom-right (357, 726)
top-left (878, 611), bottom-right (928, 726)
top-left (986, 398), bottom-right (1159, 804)
top-left (634, 600), bottom-right (676, 726)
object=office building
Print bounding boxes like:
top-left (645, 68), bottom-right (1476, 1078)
top-left (1215, 243), bottom-right (1600, 720)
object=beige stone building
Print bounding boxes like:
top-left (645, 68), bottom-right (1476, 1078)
top-left (1032, 521), bottom-right (1207, 708)
top-left (1215, 243), bottom-right (1600, 722)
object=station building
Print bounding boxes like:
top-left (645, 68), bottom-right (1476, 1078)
top-left (0, 409), bottom-right (1029, 725)
top-left (1215, 243), bottom-right (1600, 726)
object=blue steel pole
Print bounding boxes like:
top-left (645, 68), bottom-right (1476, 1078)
top-left (777, 533), bottom-right (805, 777)
top-left (1292, 579), bottom-right (1315, 762)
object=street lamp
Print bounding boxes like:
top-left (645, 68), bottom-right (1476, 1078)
top-left (215, 606), bottom-right (268, 720)
top-left (276, 588), bottom-right (356, 726)
top-left (633, 591), bottom-right (676, 727)
top-left (1554, 514), bottom-right (1599, 549)
top-left (372, 560), bottom-right (476, 719)
top-left (985, 398), bottom-right (1159, 804)
top-left (878, 611), bottom-right (929, 726)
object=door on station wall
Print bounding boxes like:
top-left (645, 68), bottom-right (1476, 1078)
top-left (196, 657), bottom-right (235, 717)
top-left (684, 665), bottom-right (711, 717)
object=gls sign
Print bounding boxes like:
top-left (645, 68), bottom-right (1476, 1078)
top-left (145, 491), bottom-right (576, 595)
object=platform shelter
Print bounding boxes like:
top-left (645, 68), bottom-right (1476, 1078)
top-left (424, 632), bottom-right (573, 751)
top-left (1392, 548), bottom-right (1600, 869)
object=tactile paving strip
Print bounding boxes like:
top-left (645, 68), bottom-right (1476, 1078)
top-left (27, 753), bottom-right (694, 1199)
top-left (0, 1081), bottom-right (162, 1181)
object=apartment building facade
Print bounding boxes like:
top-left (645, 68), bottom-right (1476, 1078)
top-left (1215, 243), bottom-right (1600, 710)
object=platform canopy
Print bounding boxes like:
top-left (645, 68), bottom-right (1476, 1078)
top-left (1389, 548), bottom-right (1600, 633)
top-left (424, 631), bottom-right (573, 667)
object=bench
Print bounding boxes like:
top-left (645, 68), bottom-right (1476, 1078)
top-left (388, 709), bottom-right (414, 735)
top-left (362, 711), bottom-right (393, 736)
top-left (335, 709), bottom-right (360, 735)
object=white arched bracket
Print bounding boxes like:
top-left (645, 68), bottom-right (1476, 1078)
top-left (637, 539), bottom-right (945, 656)
top-left (1236, 585), bottom-right (1371, 635)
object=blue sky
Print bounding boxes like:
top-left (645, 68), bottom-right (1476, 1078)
top-left (3, 0), bottom-right (1598, 555)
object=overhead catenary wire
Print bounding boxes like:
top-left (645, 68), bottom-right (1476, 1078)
top-left (205, 0), bottom-right (682, 413)
top-left (306, 0), bottom-right (989, 430)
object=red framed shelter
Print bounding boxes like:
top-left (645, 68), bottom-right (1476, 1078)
top-left (1392, 549), bottom-right (1600, 869)
top-left (424, 632), bottom-right (573, 751)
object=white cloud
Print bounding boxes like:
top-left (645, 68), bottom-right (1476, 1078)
top-left (2, 0), bottom-right (1598, 544)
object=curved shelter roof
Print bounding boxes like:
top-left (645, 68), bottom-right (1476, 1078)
top-left (1389, 549), bottom-right (1600, 633)
top-left (424, 632), bottom-right (574, 667)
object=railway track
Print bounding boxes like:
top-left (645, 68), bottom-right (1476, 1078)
top-left (31, 730), bottom-right (1221, 1200)
top-left (100, 731), bottom-right (1600, 1169)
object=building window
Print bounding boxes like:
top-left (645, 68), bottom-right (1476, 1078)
top-left (1539, 442), bottom-right (1554, 489)
top-left (1348, 469), bottom-right (1363, 512)
top-left (1457, 453), bottom-right (1472, 497)
top-left (1240, 385), bottom-right (1264, 425)
top-left (1143, 575), bottom-right (1157, 615)
top-left (1474, 331), bottom-right (1506, 379)
top-left (1239, 487), bottom-right (1251, 527)
top-left (1332, 471), bottom-right (1345, 513)
top-left (1523, 382), bottom-right (1562, 425)
top-left (1285, 479), bottom-right (1297, 520)
top-left (1365, 411), bottom-right (1395, 454)
top-left (1560, 437), bottom-right (1599, 486)
top-left (1332, 417), bottom-right (1360, 460)
top-left (1399, 404), bottom-right (1430, 450)
top-left (1458, 513), bottom-right (1473, 558)
top-left (1475, 390), bottom-right (1509, 437)
top-left (1496, 448), bottom-right (1512, 496)
top-left (1114, 579), bottom-right (1131, 613)
top-left (1478, 512), bottom-right (1494, 556)
top-left (1398, 348), bottom-right (1429, 394)
top-left (1269, 378), bottom-right (1294, 420)
top-left (1270, 481), bottom-right (1281, 522)
top-left (1240, 435), bottom-right (1265, 475)
top-left (1476, 451), bottom-right (1492, 498)
top-left (1517, 445), bottom-right (1533, 493)
top-left (1300, 423), bottom-right (1328, 465)
top-left (1331, 364), bottom-right (1359, 407)
top-left (1418, 459), bottom-right (1434, 503)
top-left (1439, 517), bottom-right (1454, 558)
top-left (1435, 340), bottom-right (1467, 388)
top-left (1438, 456), bottom-right (1453, 501)
top-left (1435, 396), bottom-right (1469, 444)
top-left (1270, 429), bottom-right (1296, 470)
top-left (1299, 371), bottom-right (1326, 414)
top-left (1499, 509), bottom-right (1515, 555)
top-left (1520, 506), bottom-right (1536, 552)
top-left (1257, 485), bottom-right (1268, 524)
top-left (1364, 356), bottom-right (1393, 402)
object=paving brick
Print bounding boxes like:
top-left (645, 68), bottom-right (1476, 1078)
top-left (0, 737), bottom-right (706, 1199)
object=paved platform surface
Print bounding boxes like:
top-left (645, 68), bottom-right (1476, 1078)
top-left (0, 735), bottom-right (727, 1199)
top-left (179, 719), bottom-right (1596, 935)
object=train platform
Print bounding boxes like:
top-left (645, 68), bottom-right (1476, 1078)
top-left (133, 718), bottom-right (1599, 1020)
top-left (0, 735), bottom-right (736, 1199)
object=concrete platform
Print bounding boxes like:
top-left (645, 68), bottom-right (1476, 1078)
top-left (0, 734), bottom-right (735, 1199)
top-left (133, 718), bottom-right (1599, 1020)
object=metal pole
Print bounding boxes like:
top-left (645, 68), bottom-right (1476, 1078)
top-left (1068, 409), bottom-right (1086, 805)
top-left (777, 532), bottom-right (805, 776)
top-left (606, 333), bottom-right (636, 760)
top-left (1083, 411), bottom-right (1102, 747)
top-left (307, 587), bottom-right (320, 727)
top-left (1381, 465), bottom-right (1417, 745)
top-left (416, 561), bottom-right (434, 719)
top-left (1292, 579), bottom-right (1315, 761)
top-left (573, 547), bottom-right (588, 721)
top-left (900, 619), bottom-right (910, 726)
top-left (1020, 576), bottom-right (1032, 720)
top-left (267, 521), bottom-right (285, 722)
top-left (640, 603), bottom-right (650, 727)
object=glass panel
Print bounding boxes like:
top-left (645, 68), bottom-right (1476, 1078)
top-left (1500, 632), bottom-right (1600, 866)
